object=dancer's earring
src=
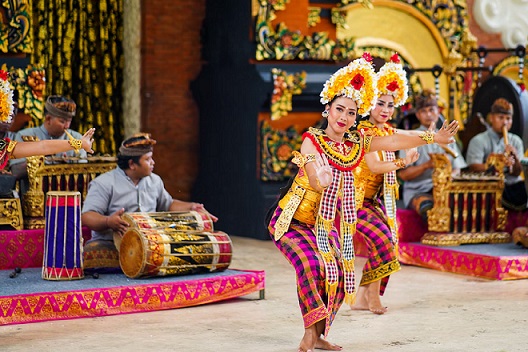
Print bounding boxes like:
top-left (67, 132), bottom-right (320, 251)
top-left (322, 110), bottom-right (329, 118)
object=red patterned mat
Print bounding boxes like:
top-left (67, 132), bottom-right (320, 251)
top-left (396, 209), bottom-right (528, 280)
top-left (0, 268), bottom-right (265, 326)
top-left (0, 228), bottom-right (91, 270)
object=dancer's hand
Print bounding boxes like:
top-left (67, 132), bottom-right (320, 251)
top-left (432, 121), bottom-right (458, 145)
top-left (81, 128), bottom-right (96, 154)
top-left (403, 148), bottom-right (419, 165)
top-left (314, 153), bottom-right (332, 188)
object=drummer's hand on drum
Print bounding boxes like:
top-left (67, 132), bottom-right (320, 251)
top-left (191, 202), bottom-right (219, 222)
top-left (107, 208), bottom-right (129, 234)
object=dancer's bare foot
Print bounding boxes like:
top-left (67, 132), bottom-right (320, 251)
top-left (350, 286), bottom-right (368, 311)
top-left (315, 336), bottom-right (343, 351)
top-left (350, 282), bottom-right (388, 315)
top-left (298, 325), bottom-right (317, 352)
top-left (365, 281), bottom-right (387, 315)
top-left (368, 305), bottom-right (388, 315)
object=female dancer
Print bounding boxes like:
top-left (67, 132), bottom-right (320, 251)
top-left (267, 53), bottom-right (458, 352)
top-left (0, 70), bottom-right (95, 169)
top-left (352, 54), bottom-right (417, 314)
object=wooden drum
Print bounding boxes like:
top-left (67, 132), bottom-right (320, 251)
top-left (119, 228), bottom-right (232, 279)
top-left (42, 191), bottom-right (84, 280)
top-left (122, 210), bottom-right (214, 232)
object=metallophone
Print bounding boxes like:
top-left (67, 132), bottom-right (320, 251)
top-left (21, 153), bottom-right (117, 229)
top-left (422, 153), bottom-right (511, 246)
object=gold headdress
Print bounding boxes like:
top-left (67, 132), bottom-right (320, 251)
top-left (320, 52), bottom-right (378, 117)
top-left (376, 53), bottom-right (408, 108)
top-left (0, 70), bottom-right (15, 124)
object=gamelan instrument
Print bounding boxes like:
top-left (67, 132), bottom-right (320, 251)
top-left (118, 211), bottom-right (232, 279)
top-left (423, 153), bottom-right (510, 246)
top-left (42, 191), bottom-right (84, 280)
top-left (121, 210), bottom-right (214, 232)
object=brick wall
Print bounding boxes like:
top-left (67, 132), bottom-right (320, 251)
top-left (141, 0), bottom-right (206, 200)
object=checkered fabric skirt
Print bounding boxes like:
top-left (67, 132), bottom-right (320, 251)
top-left (268, 207), bottom-right (345, 330)
top-left (356, 198), bottom-right (400, 295)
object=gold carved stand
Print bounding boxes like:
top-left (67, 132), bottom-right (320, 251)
top-left (22, 155), bottom-right (117, 229)
top-left (423, 153), bottom-right (510, 246)
top-left (0, 198), bottom-right (24, 230)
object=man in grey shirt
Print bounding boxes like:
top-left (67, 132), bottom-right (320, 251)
top-left (82, 133), bottom-right (217, 246)
top-left (466, 98), bottom-right (526, 211)
top-left (16, 95), bottom-right (87, 159)
top-left (398, 90), bottom-right (467, 221)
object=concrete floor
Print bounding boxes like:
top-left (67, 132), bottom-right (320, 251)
top-left (2, 235), bottom-right (528, 352)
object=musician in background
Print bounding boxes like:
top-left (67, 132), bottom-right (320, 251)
top-left (82, 132), bottom-right (217, 250)
top-left (397, 90), bottom-right (467, 221)
top-left (16, 95), bottom-right (87, 159)
top-left (466, 98), bottom-right (527, 211)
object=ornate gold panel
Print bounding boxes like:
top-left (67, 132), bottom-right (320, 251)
top-left (22, 155), bottom-right (117, 229)
top-left (423, 153), bottom-right (510, 246)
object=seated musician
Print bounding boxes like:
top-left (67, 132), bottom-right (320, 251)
top-left (0, 70), bottom-right (95, 175)
top-left (397, 89), bottom-right (467, 221)
top-left (15, 95), bottom-right (87, 159)
top-left (466, 98), bottom-right (527, 211)
top-left (81, 133), bottom-right (217, 268)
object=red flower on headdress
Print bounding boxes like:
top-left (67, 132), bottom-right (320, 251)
top-left (362, 52), bottom-right (373, 62)
top-left (387, 81), bottom-right (399, 92)
top-left (0, 70), bottom-right (8, 82)
top-left (400, 102), bottom-right (412, 112)
top-left (351, 74), bottom-right (364, 90)
top-left (519, 82), bottom-right (526, 92)
top-left (390, 53), bottom-right (400, 64)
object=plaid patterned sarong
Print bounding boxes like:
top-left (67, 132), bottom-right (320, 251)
top-left (268, 207), bottom-right (344, 337)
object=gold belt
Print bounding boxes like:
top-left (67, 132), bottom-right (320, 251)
top-left (274, 181), bottom-right (321, 240)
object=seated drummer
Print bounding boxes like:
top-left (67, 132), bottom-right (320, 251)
top-left (81, 132), bottom-right (218, 250)
top-left (465, 98), bottom-right (527, 211)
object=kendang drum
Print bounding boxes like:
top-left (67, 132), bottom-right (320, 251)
top-left (119, 228), bottom-right (232, 279)
top-left (42, 191), bottom-right (84, 280)
top-left (122, 210), bottom-right (214, 232)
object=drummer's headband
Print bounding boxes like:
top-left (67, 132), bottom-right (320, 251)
top-left (119, 132), bottom-right (157, 156)
top-left (490, 98), bottom-right (513, 115)
top-left (45, 95), bottom-right (76, 120)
